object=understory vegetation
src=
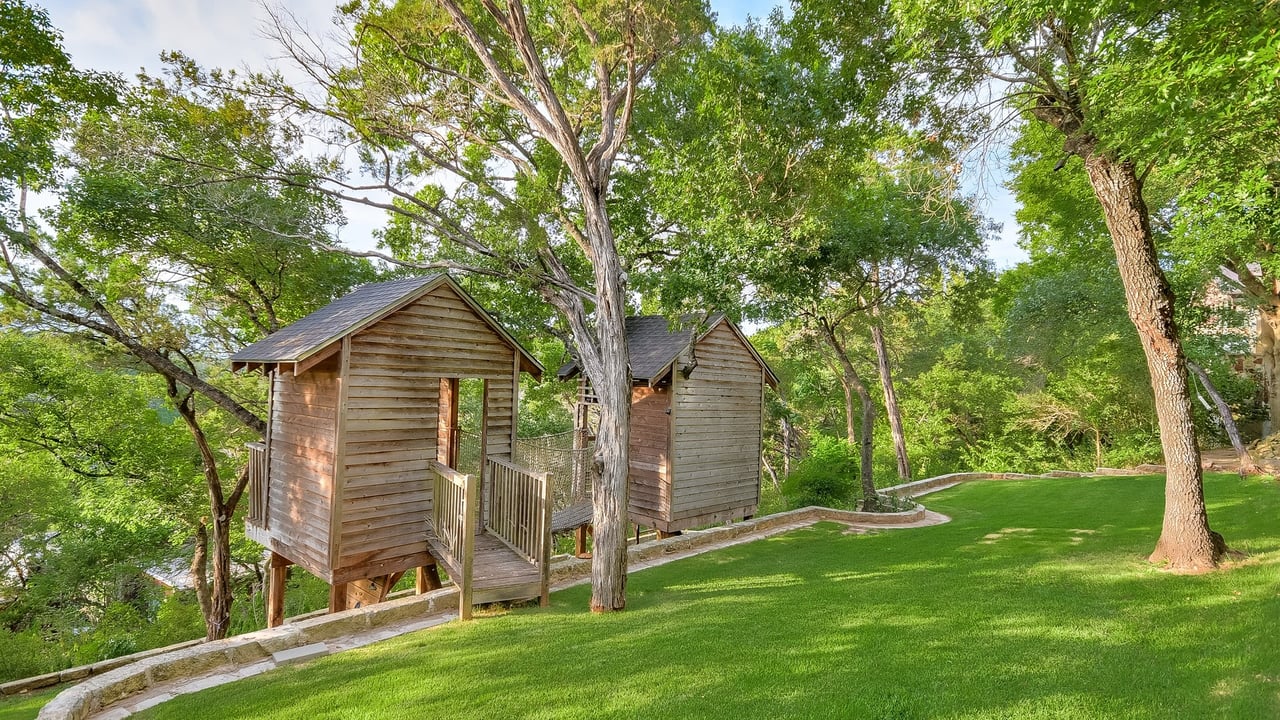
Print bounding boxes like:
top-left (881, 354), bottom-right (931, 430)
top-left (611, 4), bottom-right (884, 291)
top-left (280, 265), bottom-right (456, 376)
top-left (133, 475), bottom-right (1280, 720)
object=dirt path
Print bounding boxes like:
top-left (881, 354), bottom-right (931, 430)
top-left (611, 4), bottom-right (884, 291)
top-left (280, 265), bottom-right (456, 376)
top-left (1200, 447), bottom-right (1279, 475)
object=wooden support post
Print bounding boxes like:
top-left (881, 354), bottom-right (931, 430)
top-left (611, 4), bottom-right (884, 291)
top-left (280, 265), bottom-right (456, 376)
top-left (460, 470), bottom-right (477, 620)
top-left (416, 564), bottom-right (442, 593)
top-left (539, 471), bottom-right (553, 607)
top-left (267, 551), bottom-right (290, 629)
top-left (575, 524), bottom-right (591, 558)
top-left (328, 582), bottom-right (348, 614)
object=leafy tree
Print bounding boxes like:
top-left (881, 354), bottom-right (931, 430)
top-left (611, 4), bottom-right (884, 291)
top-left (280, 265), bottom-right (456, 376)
top-left (889, 0), bottom-right (1280, 570)
top-left (242, 0), bottom-right (712, 611)
top-left (0, 3), bottom-right (374, 637)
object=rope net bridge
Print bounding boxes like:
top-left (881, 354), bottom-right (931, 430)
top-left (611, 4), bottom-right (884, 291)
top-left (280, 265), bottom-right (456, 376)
top-left (515, 431), bottom-right (596, 533)
top-left (459, 430), bottom-right (597, 535)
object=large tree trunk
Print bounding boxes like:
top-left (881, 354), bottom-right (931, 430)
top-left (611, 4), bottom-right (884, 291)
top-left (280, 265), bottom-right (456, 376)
top-left (1084, 152), bottom-right (1224, 571)
top-left (871, 317), bottom-right (910, 481)
top-left (1187, 360), bottom-right (1262, 476)
top-left (577, 202), bottom-right (631, 614)
top-left (817, 321), bottom-right (877, 501)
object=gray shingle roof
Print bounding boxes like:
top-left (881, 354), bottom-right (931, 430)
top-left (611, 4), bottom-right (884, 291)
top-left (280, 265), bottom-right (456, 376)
top-left (231, 275), bottom-right (444, 364)
top-left (558, 314), bottom-right (724, 383)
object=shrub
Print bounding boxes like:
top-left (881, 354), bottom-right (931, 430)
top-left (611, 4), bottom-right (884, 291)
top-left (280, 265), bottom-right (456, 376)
top-left (782, 434), bottom-right (859, 508)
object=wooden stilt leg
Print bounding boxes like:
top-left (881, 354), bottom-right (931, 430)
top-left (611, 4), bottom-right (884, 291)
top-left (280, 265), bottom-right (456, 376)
top-left (416, 564), bottom-right (442, 593)
top-left (267, 552), bottom-right (289, 629)
top-left (575, 524), bottom-right (591, 558)
top-left (328, 582), bottom-right (348, 614)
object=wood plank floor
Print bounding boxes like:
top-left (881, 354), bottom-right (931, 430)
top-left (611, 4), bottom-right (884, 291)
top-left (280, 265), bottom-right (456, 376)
top-left (425, 526), bottom-right (541, 592)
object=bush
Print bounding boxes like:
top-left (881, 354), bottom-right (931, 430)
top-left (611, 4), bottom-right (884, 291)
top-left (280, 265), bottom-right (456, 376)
top-left (782, 435), bottom-right (859, 508)
top-left (0, 629), bottom-right (67, 682)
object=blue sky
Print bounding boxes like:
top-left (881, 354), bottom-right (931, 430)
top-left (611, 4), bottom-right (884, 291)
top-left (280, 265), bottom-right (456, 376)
top-left (39, 0), bottom-right (1024, 267)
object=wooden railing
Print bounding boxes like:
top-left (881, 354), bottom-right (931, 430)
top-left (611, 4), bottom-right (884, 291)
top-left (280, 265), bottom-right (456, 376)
top-left (246, 442), bottom-right (269, 528)
top-left (485, 457), bottom-right (553, 588)
top-left (429, 460), bottom-right (476, 617)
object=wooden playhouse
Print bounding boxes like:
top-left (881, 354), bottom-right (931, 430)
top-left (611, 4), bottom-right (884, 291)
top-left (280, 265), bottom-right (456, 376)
top-left (560, 315), bottom-right (779, 536)
top-left (231, 274), bottom-right (552, 623)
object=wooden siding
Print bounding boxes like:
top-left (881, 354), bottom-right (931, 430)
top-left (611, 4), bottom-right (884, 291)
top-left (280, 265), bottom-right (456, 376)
top-left (268, 356), bottom-right (338, 577)
top-left (669, 323), bottom-right (763, 524)
top-left (628, 384), bottom-right (671, 524)
top-left (336, 283), bottom-right (517, 570)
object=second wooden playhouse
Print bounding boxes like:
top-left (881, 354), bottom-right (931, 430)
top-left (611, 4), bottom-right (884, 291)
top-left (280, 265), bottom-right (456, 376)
top-left (561, 315), bottom-right (779, 535)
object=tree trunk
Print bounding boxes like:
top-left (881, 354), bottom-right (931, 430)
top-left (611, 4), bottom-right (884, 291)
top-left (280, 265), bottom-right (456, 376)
top-left (169, 383), bottom-right (239, 638)
top-left (576, 201), bottom-right (631, 614)
top-left (781, 416), bottom-right (793, 475)
top-left (208, 501), bottom-right (234, 639)
top-left (871, 318), bottom-right (910, 481)
top-left (1083, 152), bottom-right (1224, 570)
top-left (1257, 308), bottom-right (1280, 433)
top-left (190, 522), bottom-right (212, 626)
top-left (817, 321), bottom-right (877, 501)
top-left (1187, 360), bottom-right (1262, 476)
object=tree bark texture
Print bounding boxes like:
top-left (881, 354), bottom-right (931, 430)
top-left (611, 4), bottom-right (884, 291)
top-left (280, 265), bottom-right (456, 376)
top-left (871, 319), bottom-right (910, 481)
top-left (1187, 360), bottom-right (1262, 476)
top-left (190, 522), bottom-right (212, 628)
top-left (1257, 309), bottom-right (1280, 432)
top-left (579, 208), bottom-right (631, 613)
top-left (817, 322), bottom-right (877, 500)
top-left (1084, 153), bottom-right (1223, 570)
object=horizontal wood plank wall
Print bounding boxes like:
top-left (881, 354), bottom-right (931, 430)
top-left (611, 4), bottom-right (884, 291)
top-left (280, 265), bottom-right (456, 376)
top-left (268, 356), bottom-right (338, 578)
top-left (670, 323), bottom-right (763, 524)
top-left (628, 384), bottom-right (671, 523)
top-left (338, 284), bottom-right (516, 571)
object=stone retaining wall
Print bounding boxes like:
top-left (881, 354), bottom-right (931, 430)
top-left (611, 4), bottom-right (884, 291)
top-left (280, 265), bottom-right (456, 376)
top-left (37, 588), bottom-right (458, 720)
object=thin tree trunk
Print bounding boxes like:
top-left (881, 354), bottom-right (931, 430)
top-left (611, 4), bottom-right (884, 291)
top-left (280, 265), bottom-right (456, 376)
top-left (208, 503), bottom-right (234, 639)
top-left (817, 321), bottom-right (878, 502)
top-left (871, 317), bottom-right (910, 481)
top-left (781, 417), bottom-right (793, 475)
top-left (190, 522), bottom-right (212, 626)
top-left (1083, 152), bottom-right (1224, 570)
top-left (1257, 309), bottom-right (1280, 433)
top-left (1187, 360), bottom-right (1262, 476)
top-left (168, 381), bottom-right (242, 638)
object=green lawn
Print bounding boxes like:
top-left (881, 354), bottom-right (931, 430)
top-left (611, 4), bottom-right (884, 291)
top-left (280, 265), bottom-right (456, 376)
top-left (135, 474), bottom-right (1278, 720)
top-left (0, 686), bottom-right (61, 720)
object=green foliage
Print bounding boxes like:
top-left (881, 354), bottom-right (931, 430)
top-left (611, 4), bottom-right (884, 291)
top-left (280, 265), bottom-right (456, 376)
top-left (781, 434), bottom-right (859, 508)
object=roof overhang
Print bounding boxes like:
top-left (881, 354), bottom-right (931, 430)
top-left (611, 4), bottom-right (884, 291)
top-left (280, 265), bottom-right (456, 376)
top-left (230, 274), bottom-right (544, 381)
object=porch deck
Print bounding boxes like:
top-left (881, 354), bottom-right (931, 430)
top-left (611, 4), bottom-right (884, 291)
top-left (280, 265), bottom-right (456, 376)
top-left (429, 457), bottom-right (552, 617)
top-left (425, 529), bottom-right (543, 606)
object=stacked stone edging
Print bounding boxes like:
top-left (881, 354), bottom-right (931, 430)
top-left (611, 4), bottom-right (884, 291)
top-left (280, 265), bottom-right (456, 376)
top-left (37, 588), bottom-right (458, 720)
top-left (0, 639), bottom-right (206, 698)
top-left (881, 466), bottom-right (1154, 500)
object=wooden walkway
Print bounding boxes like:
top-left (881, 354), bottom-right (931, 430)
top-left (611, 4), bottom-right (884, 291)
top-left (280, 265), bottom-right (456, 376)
top-left (425, 527), bottom-right (542, 606)
top-left (551, 499), bottom-right (592, 532)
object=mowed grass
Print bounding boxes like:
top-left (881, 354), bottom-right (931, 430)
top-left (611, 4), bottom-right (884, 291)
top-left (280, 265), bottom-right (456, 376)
top-left (138, 474), bottom-right (1280, 720)
top-left (0, 686), bottom-right (61, 720)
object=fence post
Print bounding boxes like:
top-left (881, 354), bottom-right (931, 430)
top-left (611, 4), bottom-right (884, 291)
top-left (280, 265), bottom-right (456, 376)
top-left (460, 470), bottom-right (476, 620)
top-left (539, 471), bottom-right (553, 606)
